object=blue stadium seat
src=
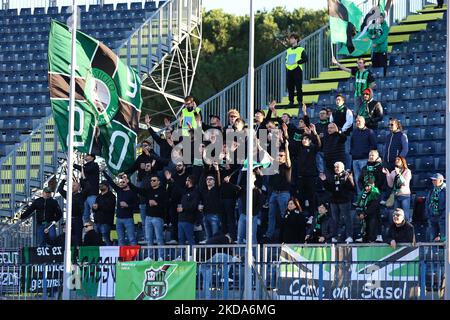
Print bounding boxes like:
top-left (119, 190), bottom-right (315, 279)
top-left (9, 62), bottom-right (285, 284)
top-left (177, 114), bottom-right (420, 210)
top-left (424, 127), bottom-right (444, 140)
top-left (408, 142), bottom-right (419, 156)
top-left (145, 1), bottom-right (157, 9)
top-left (103, 4), bottom-right (114, 11)
top-left (415, 156), bottom-right (436, 172)
top-left (405, 128), bottom-right (423, 141)
top-left (88, 4), bottom-right (101, 12)
top-left (411, 173), bottom-right (428, 190)
top-left (387, 66), bottom-right (399, 77)
top-left (435, 141), bottom-right (445, 154)
top-left (419, 141), bottom-right (436, 155)
top-left (375, 130), bottom-right (387, 144)
top-left (427, 113), bottom-right (445, 126)
top-left (116, 3), bottom-right (128, 10)
top-left (437, 156), bottom-right (445, 171)
top-left (131, 2), bottom-right (143, 10)
top-left (19, 8), bottom-right (32, 15)
top-left (6, 9), bottom-right (18, 16)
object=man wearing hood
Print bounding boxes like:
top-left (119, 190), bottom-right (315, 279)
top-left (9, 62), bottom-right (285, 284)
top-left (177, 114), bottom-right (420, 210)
top-left (358, 88), bottom-right (384, 131)
top-left (425, 173), bottom-right (446, 242)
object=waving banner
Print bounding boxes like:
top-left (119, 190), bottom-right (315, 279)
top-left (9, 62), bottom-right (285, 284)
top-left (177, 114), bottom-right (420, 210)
top-left (48, 20), bottom-right (142, 174)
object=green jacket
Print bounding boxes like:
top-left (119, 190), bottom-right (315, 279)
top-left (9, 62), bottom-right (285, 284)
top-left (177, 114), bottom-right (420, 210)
top-left (370, 21), bottom-right (389, 53)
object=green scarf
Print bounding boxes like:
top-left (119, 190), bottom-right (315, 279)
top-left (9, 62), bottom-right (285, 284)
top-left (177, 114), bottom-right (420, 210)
top-left (356, 186), bottom-right (381, 211)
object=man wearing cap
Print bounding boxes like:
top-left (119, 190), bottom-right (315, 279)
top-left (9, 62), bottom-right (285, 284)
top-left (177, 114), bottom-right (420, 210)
top-left (92, 181), bottom-right (116, 245)
top-left (426, 173), bottom-right (446, 242)
top-left (21, 187), bottom-right (63, 246)
top-left (73, 153), bottom-right (100, 223)
top-left (369, 13), bottom-right (390, 77)
top-left (386, 208), bottom-right (415, 248)
top-left (357, 88), bottom-right (384, 132)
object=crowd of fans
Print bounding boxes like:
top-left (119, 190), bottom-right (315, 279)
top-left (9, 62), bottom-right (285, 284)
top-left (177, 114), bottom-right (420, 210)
top-left (20, 90), bottom-right (446, 248)
top-left (19, 18), bottom-right (446, 248)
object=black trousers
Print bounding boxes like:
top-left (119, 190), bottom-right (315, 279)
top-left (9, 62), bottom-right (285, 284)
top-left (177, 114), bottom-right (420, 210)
top-left (286, 67), bottom-right (303, 105)
top-left (437, 0), bottom-right (444, 8)
top-left (371, 52), bottom-right (387, 76)
top-left (297, 176), bottom-right (318, 214)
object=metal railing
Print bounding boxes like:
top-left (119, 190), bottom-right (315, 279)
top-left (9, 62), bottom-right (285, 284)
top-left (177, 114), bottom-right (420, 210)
top-left (0, 243), bottom-right (445, 300)
top-left (114, 0), bottom-right (202, 75)
top-left (0, 116), bottom-right (60, 218)
top-left (198, 0), bottom-right (441, 123)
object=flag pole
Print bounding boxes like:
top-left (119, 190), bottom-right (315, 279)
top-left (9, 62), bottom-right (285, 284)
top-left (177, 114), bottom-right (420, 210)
top-left (244, 0), bottom-right (255, 300)
top-left (444, 0), bottom-right (450, 301)
top-left (62, 0), bottom-right (78, 300)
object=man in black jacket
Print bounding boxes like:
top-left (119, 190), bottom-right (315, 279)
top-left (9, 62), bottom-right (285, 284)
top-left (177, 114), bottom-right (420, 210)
top-left (358, 88), bottom-right (384, 132)
top-left (199, 165), bottom-right (223, 241)
top-left (320, 161), bottom-right (355, 243)
top-left (82, 221), bottom-right (104, 246)
top-left (306, 202), bottom-right (337, 243)
top-left (57, 179), bottom-right (88, 246)
top-left (322, 123), bottom-right (347, 177)
top-left (129, 174), bottom-right (168, 249)
top-left (92, 181), bottom-right (116, 245)
top-left (177, 175), bottom-right (200, 246)
top-left (145, 114), bottom-right (176, 163)
top-left (102, 170), bottom-right (139, 246)
top-left (21, 187), bottom-right (63, 246)
top-left (315, 108), bottom-right (330, 174)
top-left (73, 154), bottom-right (99, 223)
top-left (165, 162), bottom-right (191, 244)
top-left (386, 208), bottom-right (415, 248)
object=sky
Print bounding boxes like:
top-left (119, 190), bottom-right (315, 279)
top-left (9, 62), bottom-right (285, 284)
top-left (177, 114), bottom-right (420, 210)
top-left (202, 0), bottom-right (329, 14)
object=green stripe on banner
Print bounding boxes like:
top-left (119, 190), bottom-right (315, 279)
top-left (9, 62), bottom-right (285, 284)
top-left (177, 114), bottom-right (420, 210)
top-left (115, 261), bottom-right (197, 300)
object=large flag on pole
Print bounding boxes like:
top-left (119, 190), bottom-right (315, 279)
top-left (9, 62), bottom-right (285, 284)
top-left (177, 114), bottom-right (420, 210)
top-left (328, 0), bottom-right (363, 54)
top-left (48, 20), bottom-right (142, 174)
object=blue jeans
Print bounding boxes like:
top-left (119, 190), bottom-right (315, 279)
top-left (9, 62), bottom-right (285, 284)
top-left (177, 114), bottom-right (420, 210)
top-left (178, 221), bottom-right (195, 246)
top-left (352, 159), bottom-right (368, 194)
top-left (145, 216), bottom-right (165, 245)
top-left (428, 215), bottom-right (446, 241)
top-left (266, 191), bottom-right (290, 239)
top-left (394, 195), bottom-right (411, 222)
top-left (237, 214), bottom-right (259, 244)
top-left (316, 151), bottom-right (325, 174)
top-left (37, 222), bottom-right (56, 246)
top-left (94, 224), bottom-right (112, 245)
top-left (199, 253), bottom-right (233, 299)
top-left (203, 214), bottom-right (221, 240)
top-left (330, 202), bottom-right (352, 239)
top-left (83, 195), bottom-right (97, 223)
top-left (116, 218), bottom-right (137, 246)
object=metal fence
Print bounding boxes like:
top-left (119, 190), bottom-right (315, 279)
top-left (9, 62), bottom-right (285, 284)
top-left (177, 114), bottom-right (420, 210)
top-left (0, 243), bottom-right (445, 300)
top-left (198, 0), bottom-right (441, 122)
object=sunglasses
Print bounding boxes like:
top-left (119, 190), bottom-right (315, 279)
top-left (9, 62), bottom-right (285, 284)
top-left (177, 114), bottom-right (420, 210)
top-left (363, 93), bottom-right (370, 95)
top-left (150, 179), bottom-right (158, 182)
top-left (83, 225), bottom-right (90, 228)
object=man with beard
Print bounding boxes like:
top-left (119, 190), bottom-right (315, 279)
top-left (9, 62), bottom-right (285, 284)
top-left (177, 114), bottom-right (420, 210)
top-left (92, 181), bottom-right (116, 245)
top-left (357, 88), bottom-right (384, 132)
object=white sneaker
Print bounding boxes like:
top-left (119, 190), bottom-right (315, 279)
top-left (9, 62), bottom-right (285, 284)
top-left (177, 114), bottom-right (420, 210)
top-left (376, 235), bottom-right (383, 242)
top-left (158, 257), bottom-right (164, 261)
top-left (331, 237), bottom-right (338, 243)
top-left (194, 225), bottom-right (203, 231)
top-left (355, 237), bottom-right (363, 243)
top-left (199, 240), bottom-right (207, 244)
top-left (345, 237), bottom-right (354, 243)
top-left (232, 256), bottom-right (241, 262)
top-left (379, 200), bottom-right (386, 205)
top-left (166, 240), bottom-right (178, 245)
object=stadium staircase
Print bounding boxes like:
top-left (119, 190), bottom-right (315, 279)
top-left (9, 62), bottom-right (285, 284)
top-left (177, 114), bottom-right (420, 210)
top-left (199, 1), bottom-right (447, 196)
top-left (0, 0), bottom-right (201, 225)
top-left (291, 4), bottom-right (447, 194)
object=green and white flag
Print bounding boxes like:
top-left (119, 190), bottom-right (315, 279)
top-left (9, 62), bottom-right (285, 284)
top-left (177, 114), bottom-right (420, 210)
top-left (48, 20), bottom-right (142, 174)
top-left (115, 261), bottom-right (197, 300)
top-left (76, 246), bottom-right (140, 298)
top-left (328, 0), bottom-right (363, 53)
